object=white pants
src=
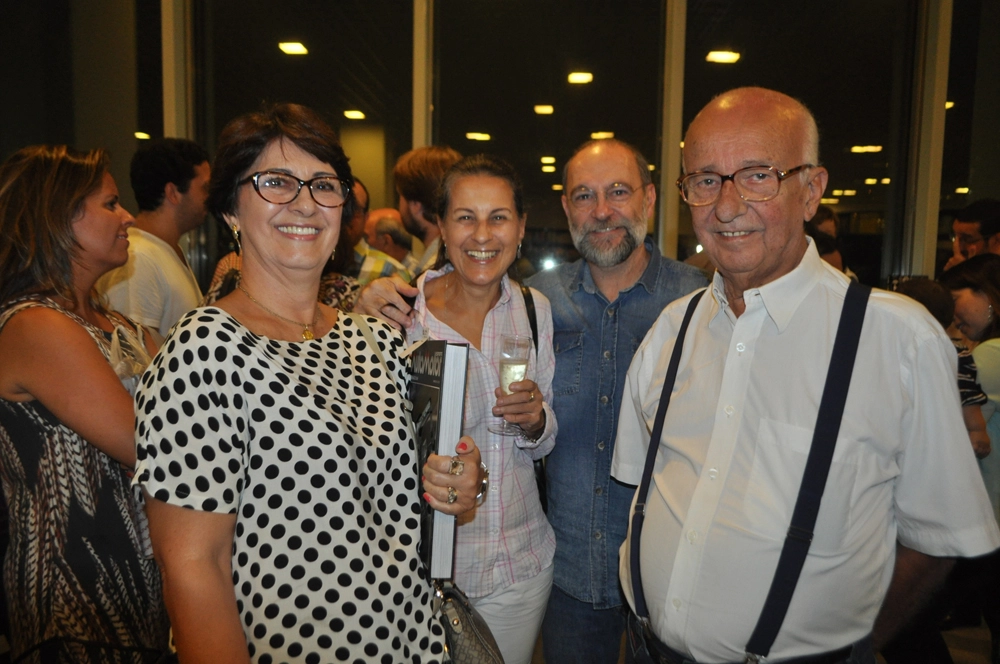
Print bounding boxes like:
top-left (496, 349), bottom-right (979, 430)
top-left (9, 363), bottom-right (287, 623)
top-left (470, 564), bottom-right (554, 664)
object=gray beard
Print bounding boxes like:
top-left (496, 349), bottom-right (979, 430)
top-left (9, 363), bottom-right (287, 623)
top-left (572, 222), bottom-right (645, 268)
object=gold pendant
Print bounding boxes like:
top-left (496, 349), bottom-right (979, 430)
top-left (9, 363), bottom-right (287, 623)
top-left (302, 328), bottom-right (314, 341)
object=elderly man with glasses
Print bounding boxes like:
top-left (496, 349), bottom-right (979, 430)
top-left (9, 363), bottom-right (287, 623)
top-left (612, 87), bottom-right (1000, 664)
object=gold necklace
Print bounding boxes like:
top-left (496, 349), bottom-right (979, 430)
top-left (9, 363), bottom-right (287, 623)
top-left (238, 284), bottom-right (319, 340)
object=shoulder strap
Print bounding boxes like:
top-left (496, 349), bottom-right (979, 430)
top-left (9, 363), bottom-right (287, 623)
top-left (744, 280), bottom-right (871, 659)
top-left (629, 289), bottom-right (705, 620)
top-left (520, 284), bottom-right (538, 355)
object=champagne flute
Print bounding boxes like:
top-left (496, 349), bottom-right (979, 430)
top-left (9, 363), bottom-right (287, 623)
top-left (489, 335), bottom-right (533, 435)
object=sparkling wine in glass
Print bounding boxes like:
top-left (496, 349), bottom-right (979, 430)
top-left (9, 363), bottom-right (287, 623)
top-left (489, 335), bottom-right (533, 435)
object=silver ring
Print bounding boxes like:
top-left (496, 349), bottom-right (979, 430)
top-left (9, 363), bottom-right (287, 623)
top-left (447, 486), bottom-right (458, 504)
top-left (449, 458), bottom-right (465, 476)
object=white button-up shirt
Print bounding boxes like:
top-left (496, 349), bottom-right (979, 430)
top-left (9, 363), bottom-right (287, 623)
top-left (612, 242), bottom-right (1000, 662)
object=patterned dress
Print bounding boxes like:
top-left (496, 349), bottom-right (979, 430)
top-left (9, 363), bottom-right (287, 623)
top-left (0, 297), bottom-right (169, 663)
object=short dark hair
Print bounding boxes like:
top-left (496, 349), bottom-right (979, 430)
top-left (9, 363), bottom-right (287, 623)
top-left (0, 145), bottom-right (110, 304)
top-left (955, 198), bottom-right (1000, 240)
top-left (562, 138), bottom-right (653, 190)
top-left (207, 103), bottom-right (354, 222)
top-left (130, 138), bottom-right (209, 212)
top-left (894, 278), bottom-right (954, 330)
top-left (393, 146), bottom-right (461, 222)
top-left (807, 205), bottom-right (838, 235)
top-left (939, 253), bottom-right (1000, 341)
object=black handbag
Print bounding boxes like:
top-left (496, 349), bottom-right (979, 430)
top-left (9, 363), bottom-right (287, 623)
top-left (433, 580), bottom-right (505, 664)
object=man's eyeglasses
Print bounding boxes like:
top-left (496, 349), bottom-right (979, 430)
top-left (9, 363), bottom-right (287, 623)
top-left (240, 171), bottom-right (350, 208)
top-left (676, 164), bottom-right (813, 207)
top-left (567, 182), bottom-right (644, 211)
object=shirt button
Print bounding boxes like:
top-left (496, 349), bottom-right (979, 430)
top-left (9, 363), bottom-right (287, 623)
top-left (600, 395), bottom-right (609, 405)
top-left (597, 441), bottom-right (606, 451)
top-left (708, 468), bottom-right (719, 480)
top-left (736, 342), bottom-right (746, 352)
top-left (491, 528), bottom-right (499, 535)
top-left (672, 598), bottom-right (682, 610)
top-left (603, 350), bottom-right (612, 359)
top-left (724, 405), bottom-right (735, 416)
top-left (595, 487), bottom-right (603, 496)
top-left (491, 484), bottom-right (499, 492)
top-left (594, 531), bottom-right (603, 540)
top-left (687, 530), bottom-right (698, 544)
top-left (607, 309), bottom-right (615, 317)
top-left (492, 443), bottom-right (500, 450)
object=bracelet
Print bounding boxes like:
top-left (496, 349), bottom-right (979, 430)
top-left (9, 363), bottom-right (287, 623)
top-left (475, 462), bottom-right (490, 505)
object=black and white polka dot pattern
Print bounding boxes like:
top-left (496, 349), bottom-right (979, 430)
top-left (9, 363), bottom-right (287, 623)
top-left (135, 308), bottom-right (446, 664)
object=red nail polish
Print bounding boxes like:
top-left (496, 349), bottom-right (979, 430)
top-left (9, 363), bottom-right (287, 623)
top-left (423, 493), bottom-right (431, 503)
top-left (456, 442), bottom-right (468, 453)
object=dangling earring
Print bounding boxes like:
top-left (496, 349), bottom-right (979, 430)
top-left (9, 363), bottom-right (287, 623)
top-left (989, 304), bottom-right (995, 324)
top-left (231, 225), bottom-right (242, 255)
top-left (517, 243), bottom-right (522, 260)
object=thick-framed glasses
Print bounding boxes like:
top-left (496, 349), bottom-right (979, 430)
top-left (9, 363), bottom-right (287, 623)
top-left (676, 164), bottom-right (813, 207)
top-left (567, 182), bottom-right (643, 211)
top-left (240, 171), bottom-right (350, 208)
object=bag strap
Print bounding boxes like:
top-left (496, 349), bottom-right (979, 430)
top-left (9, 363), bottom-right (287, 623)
top-left (520, 284), bottom-right (539, 355)
top-left (629, 289), bottom-right (705, 620)
top-left (744, 280), bottom-right (871, 659)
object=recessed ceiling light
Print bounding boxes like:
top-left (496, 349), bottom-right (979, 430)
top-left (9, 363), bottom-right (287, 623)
top-left (832, 190), bottom-right (844, 196)
top-left (568, 72), bottom-right (593, 84)
top-left (540, 156), bottom-right (556, 164)
top-left (821, 198), bottom-right (840, 205)
top-left (843, 190), bottom-right (857, 196)
top-left (343, 110), bottom-right (365, 120)
top-left (945, 101), bottom-right (955, 109)
top-left (850, 145), bottom-right (883, 153)
top-left (134, 132), bottom-right (151, 140)
top-left (881, 178), bottom-right (891, 184)
top-left (706, 51), bottom-right (740, 64)
top-left (534, 105), bottom-right (554, 115)
top-left (279, 42), bottom-right (308, 55)
top-left (541, 166), bottom-right (556, 173)
top-left (864, 178), bottom-right (877, 185)
top-left (956, 187), bottom-right (970, 194)
top-left (590, 131), bottom-right (614, 140)
top-left (648, 164), bottom-right (656, 171)
top-left (552, 184), bottom-right (564, 191)
top-left (465, 132), bottom-right (491, 141)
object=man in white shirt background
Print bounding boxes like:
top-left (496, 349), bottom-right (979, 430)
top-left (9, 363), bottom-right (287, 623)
top-left (612, 87), bottom-right (1000, 664)
top-left (98, 138), bottom-right (209, 342)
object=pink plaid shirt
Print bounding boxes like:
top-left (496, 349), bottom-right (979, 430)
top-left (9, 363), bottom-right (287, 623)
top-left (408, 266), bottom-right (557, 597)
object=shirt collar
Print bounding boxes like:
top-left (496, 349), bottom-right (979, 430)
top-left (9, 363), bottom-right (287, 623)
top-left (709, 238), bottom-right (825, 332)
top-left (412, 264), bottom-right (514, 336)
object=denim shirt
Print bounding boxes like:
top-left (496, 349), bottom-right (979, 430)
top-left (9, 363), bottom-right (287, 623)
top-left (526, 237), bottom-right (707, 607)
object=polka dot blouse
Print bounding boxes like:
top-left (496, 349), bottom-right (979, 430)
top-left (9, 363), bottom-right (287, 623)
top-left (134, 308), bottom-right (447, 664)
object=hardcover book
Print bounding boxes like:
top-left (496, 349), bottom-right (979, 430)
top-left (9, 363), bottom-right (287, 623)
top-left (408, 339), bottom-right (470, 579)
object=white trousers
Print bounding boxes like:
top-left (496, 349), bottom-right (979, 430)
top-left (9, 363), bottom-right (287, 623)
top-left (470, 564), bottom-right (554, 664)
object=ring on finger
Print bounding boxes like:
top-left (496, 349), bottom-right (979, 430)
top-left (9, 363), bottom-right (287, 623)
top-left (449, 457), bottom-right (465, 476)
top-left (529, 391), bottom-right (535, 402)
top-left (447, 486), bottom-right (458, 504)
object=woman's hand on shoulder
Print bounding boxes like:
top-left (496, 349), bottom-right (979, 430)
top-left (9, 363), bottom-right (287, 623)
top-left (422, 436), bottom-right (485, 515)
top-left (0, 306), bottom-right (138, 466)
top-left (353, 275), bottom-right (417, 330)
top-left (493, 379), bottom-right (545, 438)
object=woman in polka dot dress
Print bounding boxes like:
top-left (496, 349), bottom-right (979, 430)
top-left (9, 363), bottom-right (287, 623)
top-left (406, 155), bottom-right (557, 664)
top-left (135, 104), bottom-right (486, 664)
